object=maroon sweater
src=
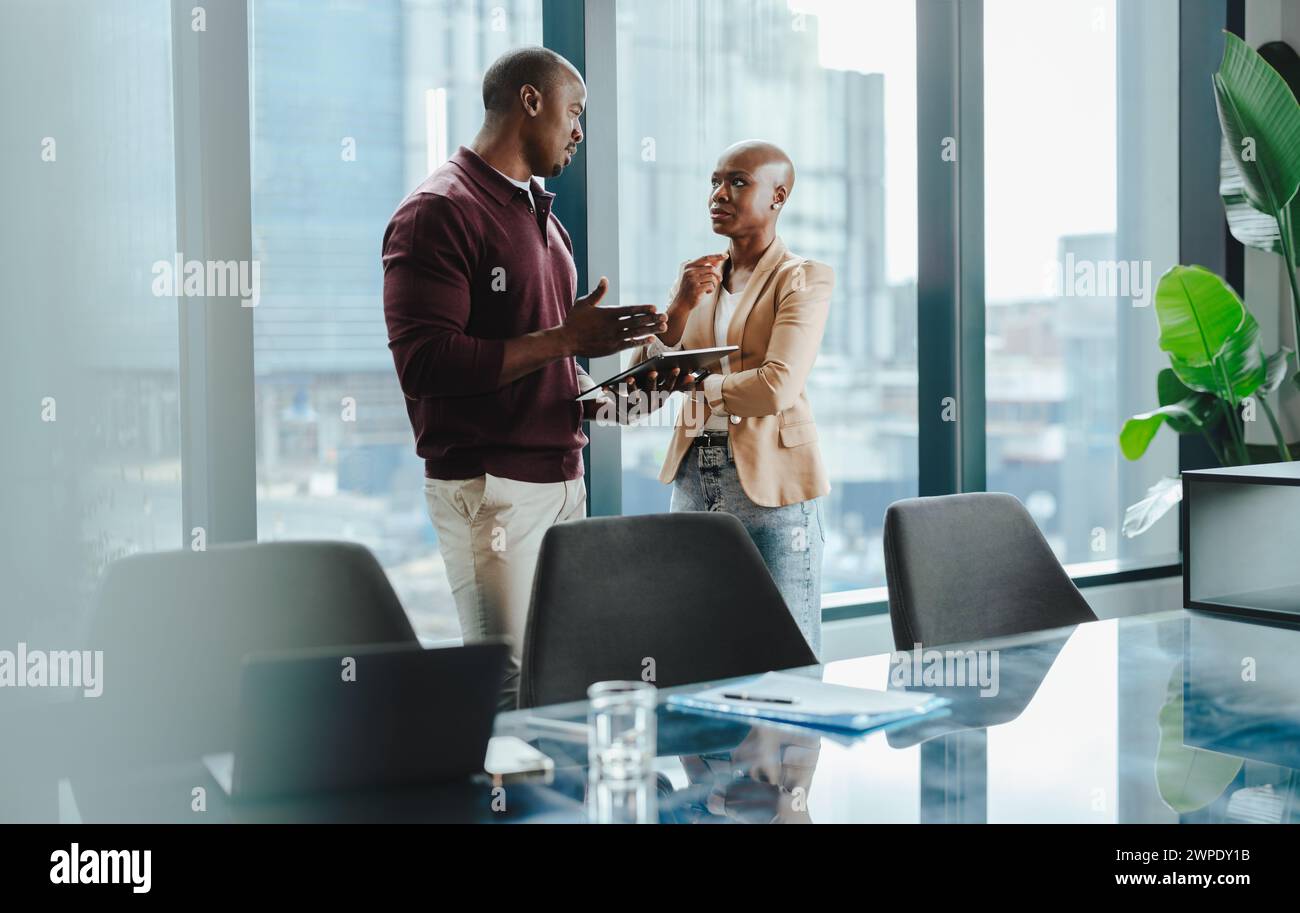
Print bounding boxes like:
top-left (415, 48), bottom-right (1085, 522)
top-left (382, 147), bottom-right (585, 483)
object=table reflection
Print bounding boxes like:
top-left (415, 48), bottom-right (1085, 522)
top-left (666, 726), bottom-right (822, 824)
top-left (1178, 612), bottom-right (1300, 823)
top-left (39, 609), bottom-right (1300, 823)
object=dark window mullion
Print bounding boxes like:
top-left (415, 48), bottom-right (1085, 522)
top-left (917, 0), bottom-right (985, 498)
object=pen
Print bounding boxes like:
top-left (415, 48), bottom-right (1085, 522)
top-left (721, 692), bottom-right (799, 705)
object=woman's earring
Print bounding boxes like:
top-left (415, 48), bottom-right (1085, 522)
top-left (772, 202), bottom-right (781, 209)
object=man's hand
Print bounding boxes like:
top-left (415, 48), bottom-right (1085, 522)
top-left (496, 277), bottom-right (663, 386)
top-left (560, 277), bottom-right (666, 358)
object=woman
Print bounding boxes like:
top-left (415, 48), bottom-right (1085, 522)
top-left (627, 139), bottom-right (833, 656)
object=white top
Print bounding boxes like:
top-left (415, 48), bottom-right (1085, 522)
top-left (702, 287), bottom-right (740, 431)
top-left (644, 281), bottom-right (745, 431)
top-left (491, 164), bottom-right (535, 211)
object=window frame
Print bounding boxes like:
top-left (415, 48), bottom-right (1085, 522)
top-left (175, 0), bottom-right (1239, 624)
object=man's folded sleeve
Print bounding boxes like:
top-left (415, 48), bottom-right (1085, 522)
top-left (382, 194), bottom-right (506, 398)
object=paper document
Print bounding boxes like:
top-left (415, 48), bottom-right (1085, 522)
top-left (667, 671), bottom-right (950, 732)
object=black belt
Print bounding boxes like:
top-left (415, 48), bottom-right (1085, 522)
top-left (694, 430), bottom-right (730, 448)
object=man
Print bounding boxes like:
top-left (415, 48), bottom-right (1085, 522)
top-left (382, 47), bottom-right (664, 708)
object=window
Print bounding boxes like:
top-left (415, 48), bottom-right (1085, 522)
top-left (983, 0), bottom-right (1179, 571)
top-left (0, 0), bottom-right (181, 638)
top-left (5, 0), bottom-right (1182, 651)
top-left (613, 0), bottom-right (918, 596)
top-left (249, 0), bottom-right (544, 640)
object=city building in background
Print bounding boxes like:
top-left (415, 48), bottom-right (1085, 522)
top-left (614, 0), bottom-right (920, 594)
top-left (2, 0), bottom-right (182, 647)
top-left (220, 0), bottom-right (1175, 639)
top-left (250, 0), bottom-right (543, 639)
top-left (983, 0), bottom-right (1177, 572)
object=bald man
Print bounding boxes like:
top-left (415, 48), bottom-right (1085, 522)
top-left (382, 47), bottom-right (665, 707)
top-left (622, 139), bottom-right (834, 656)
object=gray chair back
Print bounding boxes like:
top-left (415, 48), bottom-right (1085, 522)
top-left (883, 493), bottom-right (1096, 649)
top-left (519, 513), bottom-right (817, 708)
top-left (84, 540), bottom-right (417, 765)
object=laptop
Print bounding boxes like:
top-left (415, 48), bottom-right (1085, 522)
top-left (205, 640), bottom-right (508, 801)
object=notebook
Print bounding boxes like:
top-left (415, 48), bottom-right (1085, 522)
top-left (667, 671), bottom-right (950, 732)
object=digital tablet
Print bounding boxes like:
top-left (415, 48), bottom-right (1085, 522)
top-left (577, 346), bottom-right (738, 399)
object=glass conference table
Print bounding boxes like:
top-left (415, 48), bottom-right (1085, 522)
top-left (67, 608), bottom-right (1300, 824)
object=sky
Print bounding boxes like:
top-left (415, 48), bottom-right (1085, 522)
top-left (792, 0), bottom-right (1118, 301)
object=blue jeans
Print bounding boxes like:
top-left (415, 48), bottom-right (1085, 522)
top-left (670, 436), bottom-right (825, 658)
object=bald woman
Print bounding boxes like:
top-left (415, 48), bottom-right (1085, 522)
top-left (626, 140), bottom-right (834, 657)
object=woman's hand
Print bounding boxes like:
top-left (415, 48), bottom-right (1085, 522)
top-left (658, 254), bottom-right (726, 348)
top-left (598, 368), bottom-right (707, 425)
top-left (670, 254), bottom-right (727, 312)
top-left (621, 366), bottom-right (708, 397)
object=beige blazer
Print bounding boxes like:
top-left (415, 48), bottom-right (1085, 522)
top-left (633, 236), bottom-right (833, 508)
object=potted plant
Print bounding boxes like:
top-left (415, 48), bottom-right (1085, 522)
top-left (1121, 34), bottom-right (1300, 537)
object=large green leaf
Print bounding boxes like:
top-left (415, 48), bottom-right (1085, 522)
top-left (1119, 369), bottom-right (1217, 461)
top-left (1120, 406), bottom-right (1201, 462)
top-left (1221, 141), bottom-right (1300, 255)
top-left (1168, 308), bottom-right (1266, 399)
top-left (1214, 32), bottom-right (1300, 220)
top-left (1157, 368), bottom-right (1219, 434)
top-left (1219, 42), bottom-right (1300, 256)
top-left (1154, 265), bottom-right (1245, 366)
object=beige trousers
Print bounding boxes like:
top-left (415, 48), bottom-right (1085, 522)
top-left (425, 473), bottom-right (587, 710)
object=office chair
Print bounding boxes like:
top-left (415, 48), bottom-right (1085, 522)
top-left (518, 513), bottom-right (818, 708)
top-left (81, 540), bottom-right (417, 767)
top-left (882, 492), bottom-right (1096, 649)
